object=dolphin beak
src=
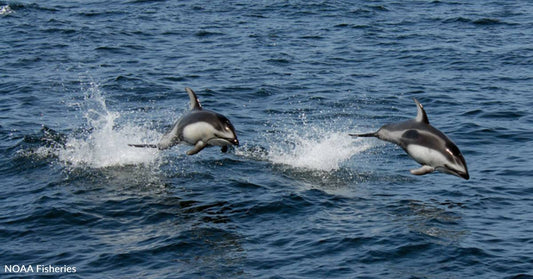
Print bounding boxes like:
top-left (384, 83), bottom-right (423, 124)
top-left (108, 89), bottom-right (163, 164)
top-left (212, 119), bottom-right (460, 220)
top-left (232, 138), bottom-right (239, 146)
top-left (458, 171), bottom-right (470, 180)
top-left (447, 165), bottom-right (469, 180)
top-left (441, 163), bottom-right (469, 180)
top-left (457, 158), bottom-right (469, 180)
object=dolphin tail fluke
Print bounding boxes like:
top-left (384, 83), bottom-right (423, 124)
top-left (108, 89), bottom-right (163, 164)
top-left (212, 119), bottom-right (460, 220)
top-left (349, 132), bottom-right (377, 137)
top-left (128, 143), bottom-right (158, 148)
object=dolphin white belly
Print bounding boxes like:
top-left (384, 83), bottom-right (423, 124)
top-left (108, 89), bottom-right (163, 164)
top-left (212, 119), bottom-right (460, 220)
top-left (406, 144), bottom-right (448, 167)
top-left (182, 122), bottom-right (217, 144)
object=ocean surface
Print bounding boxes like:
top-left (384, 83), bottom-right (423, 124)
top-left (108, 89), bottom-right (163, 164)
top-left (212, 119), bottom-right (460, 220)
top-left (1, 1), bottom-right (532, 278)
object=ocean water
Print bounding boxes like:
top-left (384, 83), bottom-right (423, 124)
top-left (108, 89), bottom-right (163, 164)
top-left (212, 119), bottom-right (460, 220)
top-left (1, 0), bottom-right (532, 278)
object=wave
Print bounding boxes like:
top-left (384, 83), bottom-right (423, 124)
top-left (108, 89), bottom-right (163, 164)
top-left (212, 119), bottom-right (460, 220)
top-left (442, 16), bottom-right (517, 26)
top-left (0, 2), bottom-right (59, 13)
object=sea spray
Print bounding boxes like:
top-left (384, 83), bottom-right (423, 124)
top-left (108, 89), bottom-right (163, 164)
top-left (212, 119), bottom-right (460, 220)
top-left (267, 130), bottom-right (371, 172)
top-left (53, 83), bottom-right (161, 168)
top-left (236, 114), bottom-right (372, 172)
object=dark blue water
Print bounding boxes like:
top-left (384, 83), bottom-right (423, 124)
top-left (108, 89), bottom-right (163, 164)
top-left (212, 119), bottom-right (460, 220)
top-left (1, 1), bottom-right (532, 278)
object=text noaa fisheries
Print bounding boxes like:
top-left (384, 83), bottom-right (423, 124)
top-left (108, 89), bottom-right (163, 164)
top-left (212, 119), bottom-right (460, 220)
top-left (5, 264), bottom-right (77, 274)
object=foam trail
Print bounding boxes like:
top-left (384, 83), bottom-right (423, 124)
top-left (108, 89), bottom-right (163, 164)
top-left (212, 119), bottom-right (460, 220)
top-left (52, 83), bottom-right (161, 168)
top-left (267, 128), bottom-right (371, 172)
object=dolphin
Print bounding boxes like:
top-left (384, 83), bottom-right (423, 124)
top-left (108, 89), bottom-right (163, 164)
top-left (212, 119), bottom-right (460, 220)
top-left (129, 87), bottom-right (239, 155)
top-left (350, 98), bottom-right (469, 179)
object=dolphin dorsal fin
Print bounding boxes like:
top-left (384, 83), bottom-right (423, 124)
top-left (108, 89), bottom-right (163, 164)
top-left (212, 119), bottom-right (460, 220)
top-left (413, 98), bottom-right (429, 124)
top-left (185, 87), bottom-right (202, 110)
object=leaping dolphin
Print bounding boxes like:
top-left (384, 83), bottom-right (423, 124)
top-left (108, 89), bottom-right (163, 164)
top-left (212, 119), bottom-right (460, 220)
top-left (129, 87), bottom-right (239, 155)
top-left (350, 98), bottom-right (469, 180)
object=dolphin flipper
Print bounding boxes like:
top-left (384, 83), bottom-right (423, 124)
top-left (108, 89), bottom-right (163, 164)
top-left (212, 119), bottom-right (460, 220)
top-left (410, 165), bottom-right (435, 175)
top-left (186, 141), bottom-right (207, 155)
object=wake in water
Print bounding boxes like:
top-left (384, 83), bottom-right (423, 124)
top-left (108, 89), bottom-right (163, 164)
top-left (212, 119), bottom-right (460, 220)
top-left (37, 82), bottom-right (369, 172)
top-left (39, 83), bottom-right (161, 168)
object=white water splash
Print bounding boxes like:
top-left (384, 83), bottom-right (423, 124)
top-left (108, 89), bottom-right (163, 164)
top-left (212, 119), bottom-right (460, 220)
top-left (51, 83), bottom-right (161, 168)
top-left (0, 5), bottom-right (14, 16)
top-left (267, 130), bottom-right (371, 172)
top-left (234, 113), bottom-right (372, 172)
